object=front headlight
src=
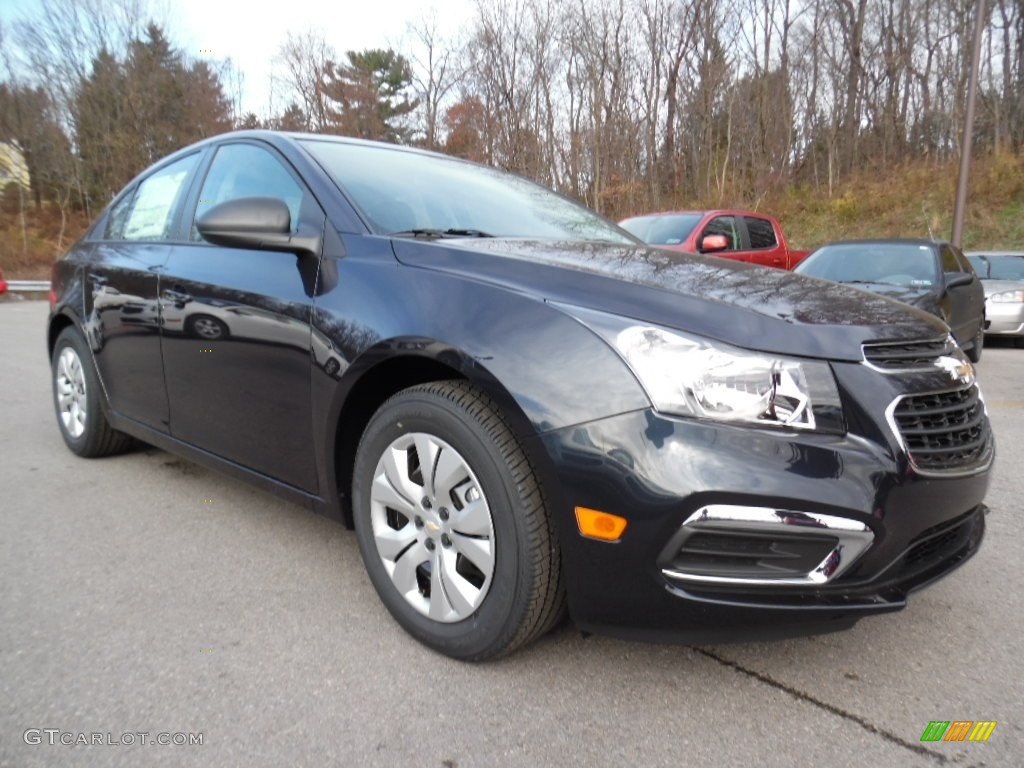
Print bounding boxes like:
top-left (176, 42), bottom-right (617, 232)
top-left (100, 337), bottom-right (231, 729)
top-left (563, 306), bottom-right (844, 433)
top-left (990, 289), bottom-right (1024, 303)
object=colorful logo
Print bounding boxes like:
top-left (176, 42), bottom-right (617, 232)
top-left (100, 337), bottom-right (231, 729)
top-left (920, 720), bottom-right (996, 742)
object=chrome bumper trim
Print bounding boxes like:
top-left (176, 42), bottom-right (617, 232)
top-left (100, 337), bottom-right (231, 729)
top-left (661, 505), bottom-right (874, 587)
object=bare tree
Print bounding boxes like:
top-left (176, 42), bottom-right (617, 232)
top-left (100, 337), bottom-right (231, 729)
top-left (407, 13), bottom-right (461, 149)
top-left (276, 29), bottom-right (336, 132)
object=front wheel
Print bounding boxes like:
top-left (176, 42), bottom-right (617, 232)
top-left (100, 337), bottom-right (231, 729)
top-left (966, 321), bottom-right (984, 363)
top-left (352, 381), bottom-right (565, 660)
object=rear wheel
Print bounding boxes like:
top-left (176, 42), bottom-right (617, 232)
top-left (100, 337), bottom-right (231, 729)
top-left (185, 313), bottom-right (228, 340)
top-left (352, 380), bottom-right (565, 660)
top-left (51, 326), bottom-right (133, 457)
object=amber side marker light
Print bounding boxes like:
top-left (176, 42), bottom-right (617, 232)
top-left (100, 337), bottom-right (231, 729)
top-left (575, 507), bottom-right (628, 542)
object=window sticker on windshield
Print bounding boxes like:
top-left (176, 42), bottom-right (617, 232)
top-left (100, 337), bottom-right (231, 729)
top-left (911, 279), bottom-right (932, 286)
top-left (666, 238), bottom-right (681, 244)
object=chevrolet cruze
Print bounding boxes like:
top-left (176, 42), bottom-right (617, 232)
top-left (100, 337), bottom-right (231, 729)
top-left (48, 132), bottom-right (992, 659)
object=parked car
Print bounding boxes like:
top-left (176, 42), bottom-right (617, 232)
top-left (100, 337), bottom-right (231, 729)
top-left (794, 239), bottom-right (986, 362)
top-left (48, 132), bottom-right (991, 660)
top-left (0, 268), bottom-right (7, 294)
top-left (966, 251), bottom-right (1024, 347)
top-left (618, 209), bottom-right (808, 269)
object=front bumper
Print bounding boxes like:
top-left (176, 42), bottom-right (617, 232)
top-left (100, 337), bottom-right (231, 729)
top-left (984, 301), bottom-right (1024, 336)
top-left (533, 372), bottom-right (991, 643)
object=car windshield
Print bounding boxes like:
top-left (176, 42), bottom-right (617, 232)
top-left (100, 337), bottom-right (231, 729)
top-left (967, 254), bottom-right (1024, 280)
top-left (300, 140), bottom-right (636, 244)
top-left (796, 243), bottom-right (938, 287)
top-left (619, 213), bottom-right (702, 246)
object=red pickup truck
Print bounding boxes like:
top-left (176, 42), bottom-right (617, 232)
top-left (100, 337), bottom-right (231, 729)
top-left (618, 209), bottom-right (809, 270)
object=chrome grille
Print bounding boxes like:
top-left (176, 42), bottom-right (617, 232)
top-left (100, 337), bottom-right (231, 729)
top-left (892, 385), bottom-right (990, 471)
top-left (862, 338), bottom-right (956, 370)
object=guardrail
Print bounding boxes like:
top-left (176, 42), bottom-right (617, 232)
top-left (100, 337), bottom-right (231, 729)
top-left (7, 280), bottom-right (50, 292)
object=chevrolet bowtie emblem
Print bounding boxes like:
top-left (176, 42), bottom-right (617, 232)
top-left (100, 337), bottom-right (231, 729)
top-left (935, 355), bottom-right (975, 385)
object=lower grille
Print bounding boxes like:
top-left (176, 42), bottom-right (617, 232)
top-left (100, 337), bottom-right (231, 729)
top-left (895, 510), bottom-right (980, 582)
top-left (891, 385), bottom-right (990, 471)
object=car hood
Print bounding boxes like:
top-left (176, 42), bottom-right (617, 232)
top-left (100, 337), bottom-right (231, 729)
top-left (391, 239), bottom-right (947, 362)
top-left (980, 278), bottom-right (1023, 299)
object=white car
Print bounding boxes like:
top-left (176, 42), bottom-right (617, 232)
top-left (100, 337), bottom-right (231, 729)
top-left (966, 252), bottom-right (1024, 347)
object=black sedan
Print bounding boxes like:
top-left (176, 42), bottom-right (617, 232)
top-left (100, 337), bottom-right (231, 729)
top-left (48, 133), bottom-right (992, 659)
top-left (794, 239), bottom-right (986, 362)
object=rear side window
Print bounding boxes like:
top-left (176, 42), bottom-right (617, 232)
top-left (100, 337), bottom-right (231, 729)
top-left (744, 216), bottom-right (777, 250)
top-left (106, 153), bottom-right (199, 241)
top-left (191, 144), bottom-right (305, 241)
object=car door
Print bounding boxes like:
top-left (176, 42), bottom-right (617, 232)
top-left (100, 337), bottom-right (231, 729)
top-left (82, 151), bottom-right (202, 431)
top-left (741, 215), bottom-right (786, 268)
top-left (696, 215), bottom-right (741, 257)
top-left (160, 141), bottom-right (325, 491)
top-left (953, 246), bottom-right (985, 331)
top-left (939, 244), bottom-right (975, 343)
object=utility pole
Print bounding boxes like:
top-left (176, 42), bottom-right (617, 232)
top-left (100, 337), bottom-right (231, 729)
top-left (951, 0), bottom-right (987, 248)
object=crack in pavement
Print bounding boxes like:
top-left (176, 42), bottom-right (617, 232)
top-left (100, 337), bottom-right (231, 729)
top-left (693, 647), bottom-right (951, 765)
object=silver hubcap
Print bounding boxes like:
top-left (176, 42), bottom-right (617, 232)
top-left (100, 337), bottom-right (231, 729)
top-left (369, 433), bottom-right (495, 623)
top-left (56, 347), bottom-right (87, 438)
top-left (193, 318), bottom-right (222, 338)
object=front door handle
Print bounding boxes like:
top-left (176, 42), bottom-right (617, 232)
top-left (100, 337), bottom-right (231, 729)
top-left (162, 287), bottom-right (192, 304)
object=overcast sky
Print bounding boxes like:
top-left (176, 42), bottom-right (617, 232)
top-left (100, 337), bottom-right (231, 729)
top-left (1, 0), bottom-right (478, 116)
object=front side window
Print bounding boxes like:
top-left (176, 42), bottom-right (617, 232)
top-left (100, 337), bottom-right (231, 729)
top-left (106, 153), bottom-right (198, 241)
top-left (953, 247), bottom-right (973, 273)
top-left (192, 144), bottom-right (305, 241)
top-left (940, 245), bottom-right (961, 273)
top-left (701, 216), bottom-right (739, 251)
top-left (744, 216), bottom-right (777, 250)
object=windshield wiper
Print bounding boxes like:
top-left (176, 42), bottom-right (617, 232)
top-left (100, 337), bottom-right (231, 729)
top-left (389, 228), bottom-right (495, 239)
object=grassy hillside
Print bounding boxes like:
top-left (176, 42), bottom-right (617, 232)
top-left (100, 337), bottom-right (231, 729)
top-left (0, 200), bottom-right (90, 280)
top-left (2, 153), bottom-right (1023, 280)
top-left (769, 152), bottom-right (1024, 253)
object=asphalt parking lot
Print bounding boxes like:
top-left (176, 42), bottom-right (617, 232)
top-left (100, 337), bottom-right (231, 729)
top-left (1, 298), bottom-right (1021, 767)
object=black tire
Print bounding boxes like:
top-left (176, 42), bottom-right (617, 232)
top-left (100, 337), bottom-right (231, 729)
top-left (352, 380), bottom-right (565, 661)
top-left (51, 326), bottom-right (133, 458)
top-left (185, 313), bottom-right (229, 340)
top-left (1015, 337), bottom-right (1024, 349)
top-left (966, 321), bottom-right (984, 363)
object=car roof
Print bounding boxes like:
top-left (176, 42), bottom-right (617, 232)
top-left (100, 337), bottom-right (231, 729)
top-left (817, 238), bottom-right (945, 248)
top-left (620, 209), bottom-right (773, 219)
top-left (181, 129), bottom-right (458, 163)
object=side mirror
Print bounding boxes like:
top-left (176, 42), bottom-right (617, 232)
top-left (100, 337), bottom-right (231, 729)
top-left (944, 272), bottom-right (974, 290)
top-left (700, 234), bottom-right (729, 253)
top-left (196, 197), bottom-right (320, 257)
